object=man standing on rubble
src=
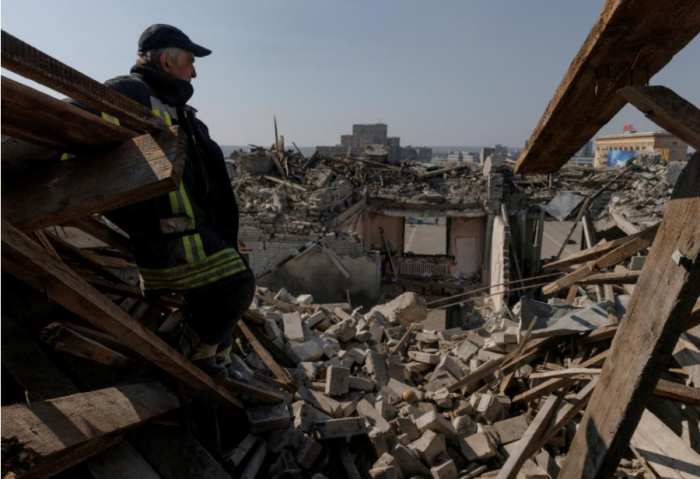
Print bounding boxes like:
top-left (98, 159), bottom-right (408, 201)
top-left (99, 25), bottom-right (255, 380)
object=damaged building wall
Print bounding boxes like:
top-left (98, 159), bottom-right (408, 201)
top-left (360, 211), bottom-right (404, 252)
top-left (489, 215), bottom-right (509, 311)
top-left (448, 216), bottom-right (487, 279)
top-left (255, 247), bottom-right (381, 309)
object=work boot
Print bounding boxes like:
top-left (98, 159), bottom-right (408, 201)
top-left (215, 337), bottom-right (251, 382)
top-left (191, 342), bottom-right (229, 380)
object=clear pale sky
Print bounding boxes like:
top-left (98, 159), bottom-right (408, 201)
top-left (2, 1), bottom-right (699, 148)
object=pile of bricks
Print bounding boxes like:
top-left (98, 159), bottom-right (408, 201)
top-left (226, 286), bottom-right (651, 479)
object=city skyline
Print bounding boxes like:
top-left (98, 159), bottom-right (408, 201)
top-left (2, 1), bottom-right (699, 148)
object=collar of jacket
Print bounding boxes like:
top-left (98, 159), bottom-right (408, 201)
top-left (130, 64), bottom-right (194, 107)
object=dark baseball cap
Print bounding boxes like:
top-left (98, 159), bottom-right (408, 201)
top-left (138, 24), bottom-right (212, 57)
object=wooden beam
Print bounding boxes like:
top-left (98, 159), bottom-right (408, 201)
top-left (654, 378), bottom-right (700, 406)
top-left (66, 216), bottom-right (134, 259)
top-left (2, 127), bottom-right (186, 232)
top-left (1, 30), bottom-right (166, 133)
top-left (42, 322), bottom-right (136, 369)
top-left (45, 230), bottom-right (132, 285)
top-left (1, 76), bottom-right (137, 153)
top-left (577, 270), bottom-right (641, 285)
top-left (542, 223), bottom-right (658, 295)
top-left (497, 392), bottom-right (565, 479)
top-left (630, 409), bottom-right (700, 479)
top-left (514, 0), bottom-right (700, 174)
top-left (237, 319), bottom-right (295, 391)
top-left (559, 153), bottom-right (700, 478)
top-left (543, 225), bottom-right (658, 271)
top-left (1, 219), bottom-right (246, 409)
top-left (1, 312), bottom-right (80, 402)
top-left (1, 382), bottom-right (180, 479)
top-left (619, 85), bottom-right (700, 152)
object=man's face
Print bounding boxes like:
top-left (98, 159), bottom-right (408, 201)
top-left (162, 50), bottom-right (197, 82)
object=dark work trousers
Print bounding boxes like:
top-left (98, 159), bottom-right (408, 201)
top-left (183, 273), bottom-right (256, 345)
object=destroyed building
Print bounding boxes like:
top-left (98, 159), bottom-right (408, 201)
top-left (2, 2), bottom-right (700, 479)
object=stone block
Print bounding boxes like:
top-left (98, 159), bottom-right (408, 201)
top-left (283, 312), bottom-right (306, 342)
top-left (476, 394), bottom-right (503, 422)
top-left (458, 433), bottom-right (496, 462)
top-left (295, 435), bottom-right (322, 469)
top-left (325, 366), bottom-right (350, 396)
top-left (368, 426), bottom-right (389, 457)
top-left (411, 430), bottom-right (445, 467)
top-left (264, 319), bottom-right (282, 340)
top-left (517, 459), bottom-right (549, 479)
top-left (392, 443), bottom-right (431, 478)
top-left (435, 355), bottom-right (465, 380)
top-left (357, 399), bottom-right (395, 441)
top-left (407, 351), bottom-right (440, 364)
top-left (313, 417), bottom-right (367, 439)
top-left (366, 351), bottom-right (389, 384)
top-left (287, 340), bottom-right (324, 363)
top-left (247, 403), bottom-right (291, 433)
top-left (395, 416), bottom-right (421, 442)
top-left (369, 466), bottom-right (398, 479)
top-left (430, 459), bottom-right (458, 479)
top-left (415, 410), bottom-right (456, 440)
top-left (293, 401), bottom-right (331, 433)
top-left (306, 310), bottom-right (327, 328)
top-left (453, 415), bottom-right (477, 439)
top-left (349, 376), bottom-right (375, 392)
top-left (493, 415), bottom-right (529, 445)
top-left (454, 339), bottom-right (479, 362)
top-left (433, 388), bottom-right (453, 408)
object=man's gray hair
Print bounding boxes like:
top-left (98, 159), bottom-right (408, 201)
top-left (136, 47), bottom-right (185, 69)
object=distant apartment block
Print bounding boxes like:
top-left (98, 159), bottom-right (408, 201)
top-left (594, 130), bottom-right (688, 167)
top-left (317, 123), bottom-right (429, 165)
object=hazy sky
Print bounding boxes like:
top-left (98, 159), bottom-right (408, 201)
top-left (3, 1), bottom-right (699, 148)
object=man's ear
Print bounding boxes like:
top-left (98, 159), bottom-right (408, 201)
top-left (158, 52), bottom-right (170, 73)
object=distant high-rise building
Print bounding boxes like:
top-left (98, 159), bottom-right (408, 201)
top-left (494, 144), bottom-right (508, 159)
top-left (340, 135), bottom-right (354, 148)
top-left (573, 140), bottom-right (594, 158)
top-left (352, 123), bottom-right (388, 148)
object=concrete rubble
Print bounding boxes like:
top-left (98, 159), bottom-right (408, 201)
top-left (227, 261), bottom-right (683, 479)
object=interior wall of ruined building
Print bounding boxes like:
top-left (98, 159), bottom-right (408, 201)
top-left (489, 215), bottom-right (508, 312)
top-left (447, 216), bottom-right (487, 279)
top-left (255, 247), bottom-right (381, 310)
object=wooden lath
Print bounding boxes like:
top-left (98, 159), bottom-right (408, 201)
top-left (2, 29), bottom-right (167, 133)
top-left (2, 126), bottom-right (187, 232)
top-left (514, 0), bottom-right (700, 174)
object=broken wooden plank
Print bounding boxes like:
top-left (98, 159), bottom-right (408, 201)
top-left (1, 75), bottom-right (137, 153)
top-left (1, 382), bottom-right (179, 479)
top-left (654, 378), bottom-right (700, 406)
top-left (577, 270), bottom-right (641, 285)
top-left (497, 392), bottom-right (565, 479)
top-left (1, 30), bottom-right (166, 133)
top-left (619, 85), bottom-right (700, 152)
top-left (630, 408), bottom-right (700, 479)
top-left (529, 368), bottom-right (601, 380)
top-left (2, 127), bottom-right (186, 232)
top-left (1, 219), bottom-right (245, 409)
top-left (46, 230), bottom-right (132, 285)
top-left (543, 225), bottom-right (658, 271)
top-left (66, 216), bottom-right (134, 259)
top-left (542, 223), bottom-right (658, 295)
top-left (513, 350), bottom-right (608, 404)
top-left (559, 153), bottom-right (700, 478)
top-left (42, 322), bottom-right (136, 369)
top-left (237, 318), bottom-right (295, 391)
top-left (514, 0), bottom-right (700, 174)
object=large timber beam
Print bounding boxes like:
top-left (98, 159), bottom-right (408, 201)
top-left (1, 219), bottom-right (248, 410)
top-left (619, 85), bottom-right (700, 151)
top-left (559, 153), bottom-right (700, 478)
top-left (515, 0), bottom-right (700, 174)
top-left (1, 76), bottom-right (137, 153)
top-left (1, 30), bottom-right (166, 133)
top-left (2, 126), bottom-right (186, 232)
top-left (1, 382), bottom-right (179, 478)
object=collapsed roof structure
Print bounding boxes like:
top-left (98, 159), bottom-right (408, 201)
top-left (1, 1), bottom-right (700, 478)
